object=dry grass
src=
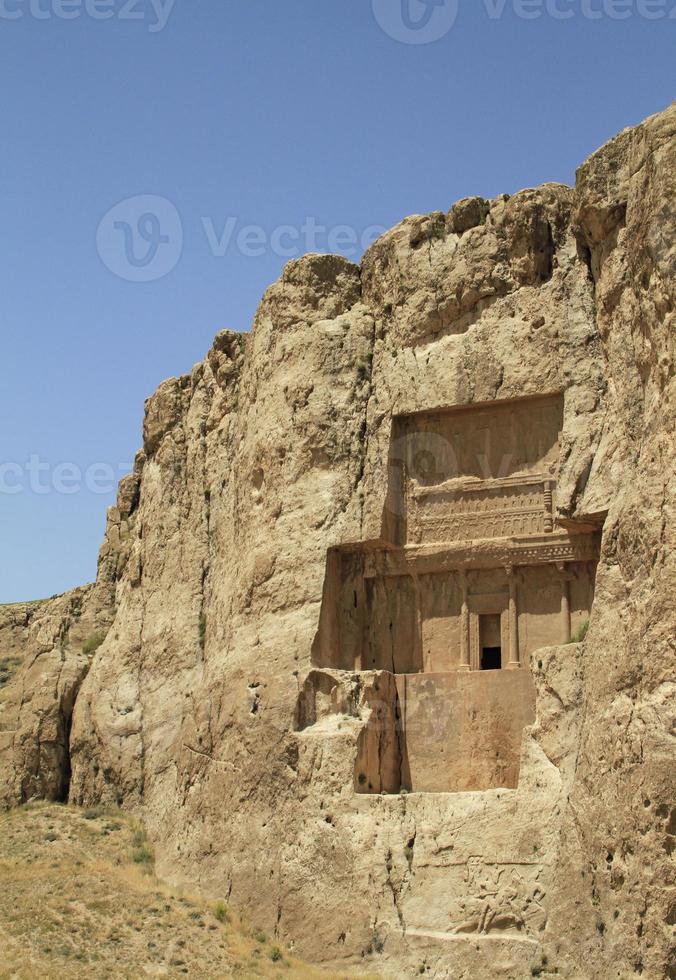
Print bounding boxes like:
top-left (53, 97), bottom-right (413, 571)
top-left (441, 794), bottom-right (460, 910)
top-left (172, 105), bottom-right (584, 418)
top-left (0, 803), bottom-right (359, 979)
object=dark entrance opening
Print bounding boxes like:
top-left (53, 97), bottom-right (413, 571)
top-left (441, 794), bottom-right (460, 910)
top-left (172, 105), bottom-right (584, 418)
top-left (481, 647), bottom-right (502, 671)
top-left (479, 613), bottom-right (503, 670)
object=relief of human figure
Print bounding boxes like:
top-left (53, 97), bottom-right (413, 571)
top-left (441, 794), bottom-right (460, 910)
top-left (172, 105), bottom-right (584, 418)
top-left (451, 859), bottom-right (545, 935)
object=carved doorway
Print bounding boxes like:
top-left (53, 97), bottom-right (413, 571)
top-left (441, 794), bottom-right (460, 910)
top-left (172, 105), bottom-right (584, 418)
top-left (480, 613), bottom-right (502, 670)
top-left (469, 595), bottom-right (509, 671)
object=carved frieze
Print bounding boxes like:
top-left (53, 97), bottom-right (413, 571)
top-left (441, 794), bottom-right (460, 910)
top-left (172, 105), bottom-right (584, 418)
top-left (407, 474), bottom-right (555, 545)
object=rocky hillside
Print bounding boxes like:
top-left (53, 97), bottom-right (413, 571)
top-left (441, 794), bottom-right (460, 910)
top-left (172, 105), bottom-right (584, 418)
top-left (0, 802), bottom-right (354, 978)
top-left (1, 104), bottom-right (673, 979)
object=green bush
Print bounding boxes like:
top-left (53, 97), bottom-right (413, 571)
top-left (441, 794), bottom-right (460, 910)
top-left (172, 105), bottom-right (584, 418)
top-left (130, 825), bottom-right (154, 868)
top-left (131, 844), bottom-right (153, 867)
top-left (213, 901), bottom-right (228, 923)
top-left (82, 632), bottom-right (106, 657)
top-left (270, 946), bottom-right (283, 962)
top-left (569, 619), bottom-right (590, 644)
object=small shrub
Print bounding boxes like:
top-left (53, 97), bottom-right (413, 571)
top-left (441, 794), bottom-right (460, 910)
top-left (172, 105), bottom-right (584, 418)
top-left (130, 827), bottom-right (154, 868)
top-left (214, 901), bottom-right (229, 923)
top-left (83, 808), bottom-right (102, 820)
top-left (131, 844), bottom-right (154, 867)
top-left (252, 928), bottom-right (267, 944)
top-left (198, 613), bottom-right (207, 650)
top-left (569, 619), bottom-right (590, 644)
top-left (270, 945), bottom-right (283, 963)
top-left (82, 632), bottom-right (106, 657)
top-left (356, 353), bottom-right (374, 382)
top-left (0, 656), bottom-right (21, 688)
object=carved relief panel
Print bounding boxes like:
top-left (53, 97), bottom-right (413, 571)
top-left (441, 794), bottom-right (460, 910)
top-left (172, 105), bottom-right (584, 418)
top-left (394, 394), bottom-right (564, 545)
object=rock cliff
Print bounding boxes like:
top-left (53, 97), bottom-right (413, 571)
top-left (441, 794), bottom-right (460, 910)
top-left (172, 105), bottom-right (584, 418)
top-left (1, 104), bottom-right (673, 979)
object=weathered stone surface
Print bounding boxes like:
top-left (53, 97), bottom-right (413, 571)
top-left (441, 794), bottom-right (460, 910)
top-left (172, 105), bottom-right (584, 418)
top-left (0, 104), bottom-right (673, 978)
top-left (0, 588), bottom-right (95, 806)
top-left (540, 104), bottom-right (676, 980)
top-left (0, 462), bottom-right (138, 808)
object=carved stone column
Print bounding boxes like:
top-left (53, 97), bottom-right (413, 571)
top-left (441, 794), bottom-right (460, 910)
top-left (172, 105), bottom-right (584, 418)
top-left (556, 561), bottom-right (571, 643)
top-left (458, 571), bottom-right (470, 672)
top-left (505, 566), bottom-right (520, 669)
top-left (543, 480), bottom-right (554, 533)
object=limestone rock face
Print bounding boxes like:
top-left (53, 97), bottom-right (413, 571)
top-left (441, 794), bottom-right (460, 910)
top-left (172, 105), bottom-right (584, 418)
top-left (0, 463), bottom-right (138, 808)
top-left (1, 104), bottom-right (673, 979)
top-left (0, 588), bottom-right (97, 806)
top-left (542, 104), bottom-right (675, 980)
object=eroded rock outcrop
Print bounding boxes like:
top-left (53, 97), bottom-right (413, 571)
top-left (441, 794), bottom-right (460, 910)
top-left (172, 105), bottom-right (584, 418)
top-left (1, 104), bottom-right (673, 979)
top-left (541, 103), bottom-right (675, 980)
top-left (0, 463), bottom-right (139, 807)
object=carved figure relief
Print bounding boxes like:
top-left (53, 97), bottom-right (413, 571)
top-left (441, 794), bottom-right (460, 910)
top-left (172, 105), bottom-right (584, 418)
top-left (451, 859), bottom-right (547, 936)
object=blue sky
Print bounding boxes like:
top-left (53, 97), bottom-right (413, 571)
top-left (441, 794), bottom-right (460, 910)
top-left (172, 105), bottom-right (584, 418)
top-left (0, 0), bottom-right (673, 603)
